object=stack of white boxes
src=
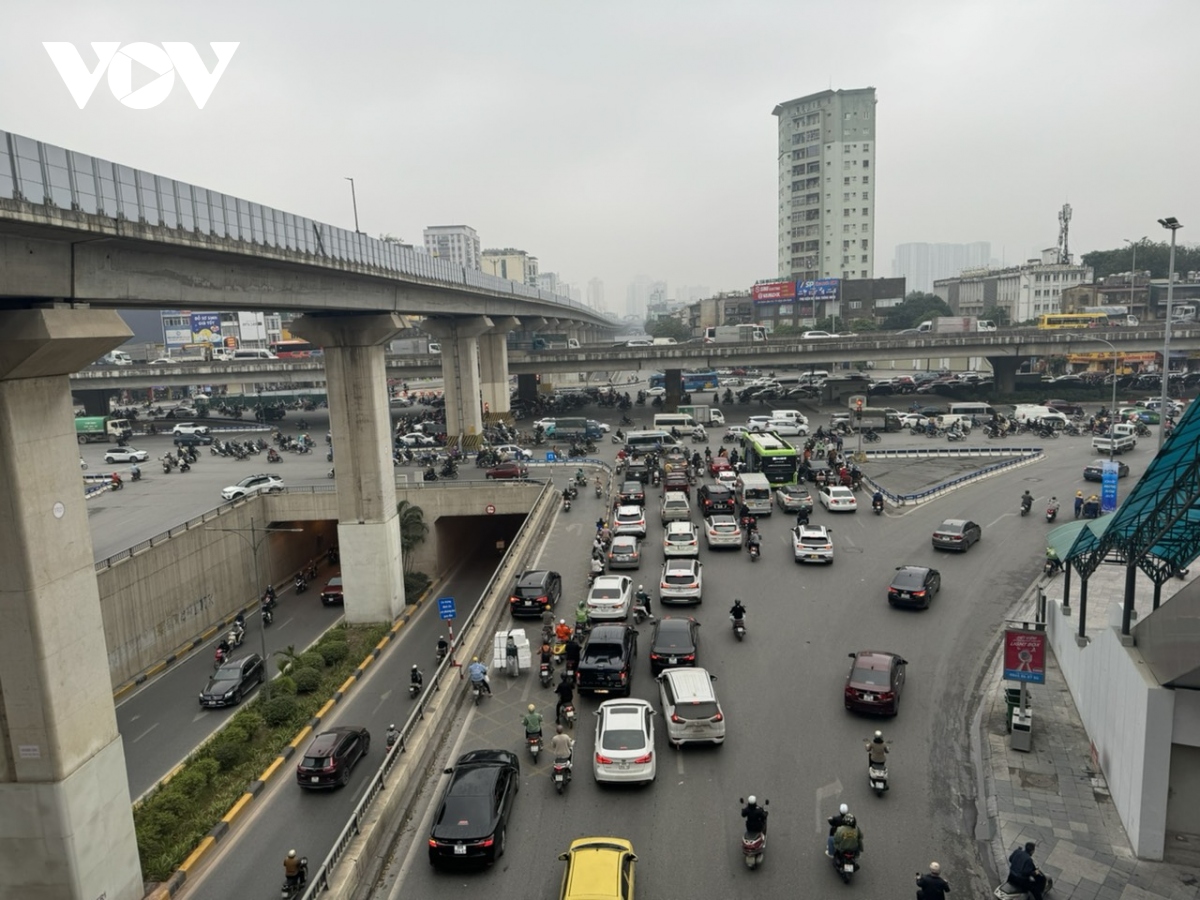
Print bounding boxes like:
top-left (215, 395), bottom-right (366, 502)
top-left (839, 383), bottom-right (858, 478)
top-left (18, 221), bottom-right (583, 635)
top-left (492, 627), bottom-right (531, 673)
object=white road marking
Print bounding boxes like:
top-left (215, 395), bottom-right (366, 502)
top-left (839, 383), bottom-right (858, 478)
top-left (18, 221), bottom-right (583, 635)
top-left (676, 751), bottom-right (686, 776)
top-left (372, 689), bottom-right (393, 715)
top-left (132, 723), bottom-right (157, 743)
top-left (815, 778), bottom-right (843, 833)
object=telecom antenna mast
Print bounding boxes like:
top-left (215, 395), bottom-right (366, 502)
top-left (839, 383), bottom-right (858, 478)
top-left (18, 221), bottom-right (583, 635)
top-left (1058, 203), bottom-right (1072, 264)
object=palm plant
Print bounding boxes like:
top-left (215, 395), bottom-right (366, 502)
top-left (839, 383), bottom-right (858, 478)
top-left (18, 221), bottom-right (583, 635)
top-left (396, 500), bottom-right (429, 572)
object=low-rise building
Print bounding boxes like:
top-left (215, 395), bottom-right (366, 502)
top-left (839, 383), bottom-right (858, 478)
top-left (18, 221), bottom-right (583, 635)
top-left (934, 249), bottom-right (1093, 323)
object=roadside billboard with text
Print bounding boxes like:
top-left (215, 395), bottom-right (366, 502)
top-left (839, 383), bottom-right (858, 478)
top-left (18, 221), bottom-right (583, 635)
top-left (796, 278), bottom-right (840, 300)
top-left (752, 281), bottom-right (797, 301)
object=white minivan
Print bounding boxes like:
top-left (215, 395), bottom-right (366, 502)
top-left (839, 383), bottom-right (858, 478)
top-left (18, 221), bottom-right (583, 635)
top-left (658, 668), bottom-right (726, 746)
top-left (230, 348), bottom-right (279, 361)
top-left (653, 413), bottom-right (697, 431)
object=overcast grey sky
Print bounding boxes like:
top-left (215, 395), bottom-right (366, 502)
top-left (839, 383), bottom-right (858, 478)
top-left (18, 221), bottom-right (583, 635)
top-left (3, 0), bottom-right (1197, 308)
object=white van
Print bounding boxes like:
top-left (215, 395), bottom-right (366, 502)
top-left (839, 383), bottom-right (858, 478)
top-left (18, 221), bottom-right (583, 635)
top-left (657, 668), bottom-right (725, 746)
top-left (947, 402), bottom-right (996, 421)
top-left (798, 370), bottom-right (831, 385)
top-left (624, 430), bottom-right (679, 452)
top-left (770, 409), bottom-right (809, 427)
top-left (230, 348), bottom-right (279, 361)
top-left (653, 413), bottom-right (697, 431)
top-left (100, 351), bottom-right (133, 366)
top-left (651, 337), bottom-right (678, 346)
top-left (1013, 405), bottom-right (1068, 427)
top-left (735, 472), bottom-right (773, 515)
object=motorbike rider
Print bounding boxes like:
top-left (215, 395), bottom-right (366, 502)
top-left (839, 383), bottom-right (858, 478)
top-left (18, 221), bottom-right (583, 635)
top-left (827, 803), bottom-right (850, 856)
top-left (231, 614), bottom-right (245, 644)
top-left (746, 529), bottom-right (761, 557)
top-left (1021, 489), bottom-right (1034, 512)
top-left (539, 639), bottom-right (554, 667)
top-left (522, 704), bottom-right (544, 742)
top-left (1007, 842), bottom-right (1046, 900)
top-left (130, 463), bottom-right (141, 480)
top-left (833, 812), bottom-right (864, 859)
top-left (410, 665), bottom-right (423, 688)
top-left (215, 635), bottom-right (231, 659)
top-left (574, 600), bottom-right (590, 630)
top-left (729, 598), bottom-right (747, 624)
top-left (555, 674), bottom-right (575, 723)
top-left (867, 730), bottom-right (888, 766)
top-left (589, 556), bottom-right (604, 579)
top-left (741, 795), bottom-right (768, 835)
top-left (795, 506), bottom-right (811, 527)
top-left (635, 585), bottom-right (652, 617)
top-left (436, 635), bottom-right (450, 659)
top-left (1045, 545), bottom-right (1063, 575)
top-left (549, 723), bottom-right (573, 763)
top-left (283, 849), bottom-right (306, 887)
top-left (555, 618), bottom-right (573, 643)
top-left (110, 471), bottom-right (123, 488)
top-left (264, 584), bottom-right (277, 607)
top-left (467, 657), bottom-right (491, 694)
top-left (1047, 496), bottom-right (1060, 518)
top-left (385, 723), bottom-right (400, 747)
top-left (916, 862), bottom-right (951, 900)
top-left (872, 489), bottom-right (885, 511)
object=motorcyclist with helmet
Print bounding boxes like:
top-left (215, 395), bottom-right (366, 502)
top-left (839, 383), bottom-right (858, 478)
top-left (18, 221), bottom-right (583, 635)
top-left (741, 795), bottom-right (768, 835)
top-left (916, 862), bottom-right (951, 900)
top-left (635, 584), bottom-right (652, 617)
top-left (729, 598), bottom-right (747, 624)
top-left (827, 803), bottom-right (850, 856)
top-left (555, 674), bottom-right (575, 723)
top-left (833, 812), bottom-right (864, 861)
top-left (410, 664), bottom-right (423, 688)
top-left (555, 618), bottom-right (573, 643)
top-left (868, 730), bottom-right (888, 766)
top-left (872, 489), bottom-right (885, 513)
top-left (283, 849), bottom-right (307, 888)
top-left (467, 656), bottom-right (491, 694)
top-left (522, 703), bottom-right (544, 742)
top-left (1021, 489), bottom-right (1034, 514)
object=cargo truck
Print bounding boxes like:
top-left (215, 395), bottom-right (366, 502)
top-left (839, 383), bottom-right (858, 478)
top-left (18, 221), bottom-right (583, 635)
top-left (75, 416), bottom-right (132, 444)
top-left (1092, 423), bottom-right (1138, 455)
top-left (915, 317), bottom-right (983, 334)
top-left (677, 404), bottom-right (726, 426)
top-left (532, 334), bottom-right (581, 350)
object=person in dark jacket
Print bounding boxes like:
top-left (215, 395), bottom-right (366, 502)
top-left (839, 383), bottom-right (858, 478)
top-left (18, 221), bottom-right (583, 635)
top-left (826, 803), bottom-right (849, 856)
top-left (916, 862), bottom-right (951, 900)
top-left (1007, 842), bottom-right (1046, 900)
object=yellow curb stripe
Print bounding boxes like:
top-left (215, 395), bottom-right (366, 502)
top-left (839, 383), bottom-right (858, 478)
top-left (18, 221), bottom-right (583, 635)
top-left (315, 698), bottom-right (337, 719)
top-left (144, 661), bottom-right (167, 678)
top-left (337, 675), bottom-right (356, 694)
top-left (112, 682), bottom-right (136, 701)
top-left (290, 726), bottom-right (313, 748)
top-left (222, 793), bottom-right (254, 824)
top-left (259, 756), bottom-right (285, 781)
top-left (374, 634), bottom-right (391, 652)
top-left (357, 654), bottom-right (375, 672)
top-left (177, 835), bottom-right (216, 873)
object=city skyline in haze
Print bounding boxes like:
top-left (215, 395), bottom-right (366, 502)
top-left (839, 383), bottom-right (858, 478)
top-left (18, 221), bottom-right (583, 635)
top-left (3, 1), bottom-right (1196, 312)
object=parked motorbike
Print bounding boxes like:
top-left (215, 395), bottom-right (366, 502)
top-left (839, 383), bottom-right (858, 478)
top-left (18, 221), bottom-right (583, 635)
top-left (730, 614), bottom-right (746, 641)
top-left (552, 753), bottom-right (573, 794)
top-left (994, 875), bottom-right (1053, 900)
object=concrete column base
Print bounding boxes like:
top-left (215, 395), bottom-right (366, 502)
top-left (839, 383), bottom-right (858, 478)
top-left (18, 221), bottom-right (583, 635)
top-left (337, 519), bottom-right (405, 622)
top-left (0, 721), bottom-right (141, 900)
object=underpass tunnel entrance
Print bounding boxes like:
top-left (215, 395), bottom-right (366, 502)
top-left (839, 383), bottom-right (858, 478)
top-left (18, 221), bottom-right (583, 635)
top-left (266, 518), bottom-right (339, 586)
top-left (433, 514), bottom-right (526, 575)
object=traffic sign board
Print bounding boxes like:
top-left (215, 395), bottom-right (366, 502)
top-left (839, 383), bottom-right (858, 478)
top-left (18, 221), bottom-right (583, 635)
top-left (485, 504), bottom-right (496, 515)
top-left (437, 597), bottom-right (456, 620)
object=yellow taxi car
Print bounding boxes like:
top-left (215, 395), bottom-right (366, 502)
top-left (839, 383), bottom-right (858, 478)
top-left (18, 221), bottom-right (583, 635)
top-left (558, 836), bottom-right (637, 900)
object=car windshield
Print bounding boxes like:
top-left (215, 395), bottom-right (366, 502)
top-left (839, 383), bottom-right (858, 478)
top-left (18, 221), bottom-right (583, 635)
top-left (712, 523), bottom-right (737, 532)
top-left (673, 701), bottom-right (719, 720)
top-left (612, 542), bottom-right (636, 553)
top-left (892, 570), bottom-right (927, 587)
top-left (851, 666), bottom-right (890, 687)
top-left (617, 513), bottom-right (641, 523)
top-left (585, 643), bottom-right (622, 660)
top-left (666, 532), bottom-right (692, 543)
top-left (600, 728), bottom-right (645, 751)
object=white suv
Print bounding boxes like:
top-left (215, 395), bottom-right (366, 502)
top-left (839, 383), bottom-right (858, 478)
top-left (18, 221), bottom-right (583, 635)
top-left (792, 525), bottom-right (834, 564)
top-left (172, 422), bottom-right (210, 436)
top-left (221, 474), bottom-right (285, 501)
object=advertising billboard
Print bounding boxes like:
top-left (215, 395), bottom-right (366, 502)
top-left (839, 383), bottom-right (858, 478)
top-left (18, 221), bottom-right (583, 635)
top-left (190, 312), bottom-right (221, 345)
top-left (796, 278), bottom-right (840, 300)
top-left (752, 280), bottom-right (797, 301)
top-left (1003, 629), bottom-right (1046, 684)
top-left (1101, 461), bottom-right (1120, 513)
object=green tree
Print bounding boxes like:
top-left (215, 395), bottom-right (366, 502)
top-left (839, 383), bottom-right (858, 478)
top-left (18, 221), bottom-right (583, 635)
top-left (1082, 240), bottom-right (1200, 279)
top-left (645, 318), bottom-right (692, 342)
top-left (396, 500), bottom-right (429, 573)
top-left (881, 292), bottom-right (953, 330)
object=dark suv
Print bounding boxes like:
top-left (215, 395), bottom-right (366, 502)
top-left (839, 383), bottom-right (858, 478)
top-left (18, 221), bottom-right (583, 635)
top-left (576, 623), bottom-right (637, 696)
top-left (295, 725), bottom-right (370, 788)
top-left (508, 569), bottom-right (563, 617)
top-left (697, 483), bottom-right (735, 517)
top-left (173, 432), bottom-right (214, 447)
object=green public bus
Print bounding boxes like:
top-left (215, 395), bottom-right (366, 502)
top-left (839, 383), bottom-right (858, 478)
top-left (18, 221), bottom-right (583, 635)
top-left (743, 432), bottom-right (799, 485)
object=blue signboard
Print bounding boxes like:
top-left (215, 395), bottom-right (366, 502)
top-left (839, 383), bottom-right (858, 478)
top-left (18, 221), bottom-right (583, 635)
top-left (1101, 461), bottom-right (1119, 513)
top-left (796, 278), bottom-right (840, 300)
top-left (545, 451), bottom-right (557, 462)
top-left (437, 597), bottom-right (456, 620)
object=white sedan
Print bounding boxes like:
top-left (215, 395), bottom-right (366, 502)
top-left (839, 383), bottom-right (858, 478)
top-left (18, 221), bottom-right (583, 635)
top-left (818, 484), bottom-right (858, 512)
top-left (104, 447), bottom-right (149, 463)
top-left (171, 422), bottom-right (210, 436)
top-left (802, 330), bottom-right (836, 340)
top-left (593, 699), bottom-right (657, 785)
top-left (586, 575), bottom-right (634, 620)
top-left (492, 444), bottom-right (533, 460)
top-left (645, 387), bottom-right (667, 398)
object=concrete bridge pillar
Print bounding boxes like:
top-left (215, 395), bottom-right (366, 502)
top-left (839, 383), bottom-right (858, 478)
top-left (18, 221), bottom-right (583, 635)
top-left (0, 308), bottom-right (142, 900)
top-left (291, 313), bottom-right (407, 623)
top-left (73, 388), bottom-right (113, 416)
top-left (664, 367), bottom-right (683, 413)
top-left (988, 356), bottom-right (1021, 394)
top-left (517, 373), bottom-right (539, 405)
top-left (479, 317), bottom-right (519, 421)
top-left (422, 316), bottom-right (492, 451)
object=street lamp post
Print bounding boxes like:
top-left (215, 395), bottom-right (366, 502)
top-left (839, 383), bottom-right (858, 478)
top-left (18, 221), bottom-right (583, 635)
top-left (1071, 334), bottom-right (1120, 461)
top-left (345, 176), bottom-right (361, 234)
top-left (205, 516), bottom-right (303, 698)
top-left (1157, 217), bottom-right (1183, 449)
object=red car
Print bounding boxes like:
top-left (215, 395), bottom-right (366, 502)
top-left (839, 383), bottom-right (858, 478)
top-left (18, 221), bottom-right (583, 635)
top-left (844, 650), bottom-right (908, 716)
top-left (485, 461), bottom-right (528, 479)
top-left (708, 456), bottom-right (733, 478)
top-left (320, 576), bottom-right (344, 606)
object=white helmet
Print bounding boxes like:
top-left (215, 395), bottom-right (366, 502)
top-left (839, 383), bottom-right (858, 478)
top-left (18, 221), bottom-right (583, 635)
top-left (839, 803), bottom-right (849, 815)
top-left (388, 723), bottom-right (395, 729)
top-left (288, 849), bottom-right (296, 858)
top-left (747, 795), bottom-right (756, 805)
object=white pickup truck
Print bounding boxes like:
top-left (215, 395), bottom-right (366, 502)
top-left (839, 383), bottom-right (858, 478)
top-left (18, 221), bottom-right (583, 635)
top-left (1092, 423), bottom-right (1138, 455)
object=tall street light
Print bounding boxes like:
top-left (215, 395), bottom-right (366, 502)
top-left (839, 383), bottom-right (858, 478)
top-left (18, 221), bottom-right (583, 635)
top-left (1071, 334), bottom-right (1121, 461)
top-left (345, 176), bottom-right (361, 234)
top-left (1157, 217), bottom-right (1183, 449)
top-left (1124, 236), bottom-right (1146, 317)
top-left (205, 516), bottom-right (303, 698)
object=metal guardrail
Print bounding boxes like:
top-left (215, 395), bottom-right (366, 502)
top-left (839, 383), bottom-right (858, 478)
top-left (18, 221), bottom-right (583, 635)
top-left (864, 447), bottom-right (1045, 505)
top-left (0, 130), bottom-right (610, 321)
top-left (303, 480), bottom-right (561, 898)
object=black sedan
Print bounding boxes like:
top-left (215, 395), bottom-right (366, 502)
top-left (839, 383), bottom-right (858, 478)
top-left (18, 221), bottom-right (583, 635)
top-left (1083, 459), bottom-right (1130, 481)
top-left (931, 519), bottom-right (982, 552)
top-left (648, 615), bottom-right (700, 675)
top-left (618, 479), bottom-right (646, 506)
top-left (887, 566), bottom-right (941, 609)
top-left (295, 726), bottom-right (371, 789)
top-left (428, 749), bottom-right (520, 867)
top-left (844, 650), bottom-right (908, 715)
top-left (199, 653), bottom-right (264, 708)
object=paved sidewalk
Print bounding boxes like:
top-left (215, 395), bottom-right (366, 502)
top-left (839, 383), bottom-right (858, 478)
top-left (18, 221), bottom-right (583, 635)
top-left (978, 568), bottom-right (1199, 900)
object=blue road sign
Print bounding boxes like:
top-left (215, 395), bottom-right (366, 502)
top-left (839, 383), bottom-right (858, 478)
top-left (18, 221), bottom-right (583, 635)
top-left (546, 451), bottom-right (557, 462)
top-left (437, 597), bottom-right (456, 620)
top-left (1101, 462), bottom-right (1119, 513)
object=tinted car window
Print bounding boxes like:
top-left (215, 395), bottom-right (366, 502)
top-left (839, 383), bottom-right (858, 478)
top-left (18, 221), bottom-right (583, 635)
top-left (851, 666), bottom-right (889, 686)
top-left (674, 701), bottom-right (719, 720)
top-left (892, 570), bottom-right (927, 588)
top-left (601, 729), bottom-right (645, 750)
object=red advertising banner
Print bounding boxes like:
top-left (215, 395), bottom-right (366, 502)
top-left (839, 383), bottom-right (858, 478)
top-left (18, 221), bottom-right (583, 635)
top-left (751, 281), bottom-right (797, 301)
top-left (1003, 629), bottom-right (1046, 684)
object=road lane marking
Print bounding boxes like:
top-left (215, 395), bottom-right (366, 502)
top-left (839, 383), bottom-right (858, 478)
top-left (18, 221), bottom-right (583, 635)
top-left (676, 751), bottom-right (685, 776)
top-left (815, 778), bottom-right (843, 833)
top-left (132, 723), bottom-right (157, 743)
top-left (372, 689), bottom-right (394, 715)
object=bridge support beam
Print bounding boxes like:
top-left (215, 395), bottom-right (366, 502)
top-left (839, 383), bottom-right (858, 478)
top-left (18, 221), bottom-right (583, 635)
top-left (479, 317), bottom-right (518, 421)
top-left (292, 313), bottom-right (407, 623)
top-left (664, 367), bottom-right (682, 413)
top-left (423, 316), bottom-right (492, 451)
top-left (0, 309), bottom-right (142, 900)
top-left (517, 373), bottom-right (539, 405)
top-left (73, 388), bottom-right (113, 417)
top-left (988, 357), bottom-right (1021, 394)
